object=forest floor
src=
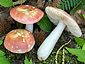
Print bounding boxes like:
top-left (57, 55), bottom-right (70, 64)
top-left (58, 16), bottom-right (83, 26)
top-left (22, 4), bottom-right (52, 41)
top-left (0, 0), bottom-right (85, 64)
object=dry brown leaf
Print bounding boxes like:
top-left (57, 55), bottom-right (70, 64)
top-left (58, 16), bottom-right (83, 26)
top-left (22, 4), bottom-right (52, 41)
top-left (36, 0), bottom-right (49, 9)
top-left (37, 0), bottom-right (44, 8)
top-left (34, 29), bottom-right (48, 46)
top-left (0, 18), bottom-right (15, 36)
top-left (0, 7), bottom-right (15, 36)
top-left (73, 10), bottom-right (85, 26)
top-left (51, 0), bottom-right (61, 7)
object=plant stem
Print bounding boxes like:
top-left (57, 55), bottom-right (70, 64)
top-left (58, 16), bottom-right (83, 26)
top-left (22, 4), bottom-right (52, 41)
top-left (20, 0), bottom-right (22, 5)
top-left (62, 48), bottom-right (65, 64)
top-left (55, 40), bottom-right (71, 64)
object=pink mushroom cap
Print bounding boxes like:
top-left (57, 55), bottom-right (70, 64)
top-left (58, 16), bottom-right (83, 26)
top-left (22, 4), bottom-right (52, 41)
top-left (4, 29), bottom-right (35, 53)
top-left (10, 5), bottom-right (44, 24)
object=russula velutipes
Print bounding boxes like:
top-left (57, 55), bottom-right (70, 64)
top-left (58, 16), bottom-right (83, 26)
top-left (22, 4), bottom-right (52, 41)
top-left (4, 29), bottom-right (35, 53)
top-left (37, 6), bottom-right (82, 60)
top-left (10, 5), bottom-right (44, 33)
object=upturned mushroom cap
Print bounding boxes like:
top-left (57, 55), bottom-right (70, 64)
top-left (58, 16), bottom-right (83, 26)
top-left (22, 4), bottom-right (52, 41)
top-left (4, 29), bottom-right (35, 53)
top-left (10, 5), bottom-right (44, 24)
top-left (45, 6), bottom-right (82, 37)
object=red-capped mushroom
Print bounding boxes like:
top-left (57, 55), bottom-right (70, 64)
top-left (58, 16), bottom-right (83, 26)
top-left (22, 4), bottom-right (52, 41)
top-left (4, 29), bottom-right (35, 53)
top-left (10, 5), bottom-right (44, 33)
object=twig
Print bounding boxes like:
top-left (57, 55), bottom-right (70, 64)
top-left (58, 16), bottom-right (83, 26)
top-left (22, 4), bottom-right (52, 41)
top-left (55, 39), bottom-right (71, 64)
top-left (62, 48), bottom-right (65, 64)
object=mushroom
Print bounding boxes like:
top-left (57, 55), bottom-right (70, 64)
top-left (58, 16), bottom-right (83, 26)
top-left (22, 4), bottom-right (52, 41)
top-left (37, 6), bottom-right (82, 60)
top-left (10, 5), bottom-right (44, 33)
top-left (4, 29), bottom-right (35, 53)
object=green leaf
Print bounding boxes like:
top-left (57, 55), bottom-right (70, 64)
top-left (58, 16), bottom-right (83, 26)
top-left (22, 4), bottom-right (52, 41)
top-left (67, 0), bottom-right (70, 10)
top-left (70, 0), bottom-right (73, 7)
top-left (0, 56), bottom-right (10, 64)
top-left (29, 59), bottom-right (33, 64)
top-left (77, 57), bottom-right (85, 63)
top-left (65, 2), bottom-right (68, 10)
top-left (37, 14), bottom-right (52, 32)
top-left (70, 1), bottom-right (83, 15)
top-left (0, 0), bottom-right (14, 7)
top-left (24, 56), bottom-right (34, 64)
top-left (73, 0), bottom-right (76, 6)
top-left (59, 0), bottom-right (81, 11)
top-left (82, 44), bottom-right (85, 50)
top-left (66, 47), bottom-right (85, 63)
top-left (0, 50), bottom-right (5, 56)
top-left (0, 40), bottom-right (3, 45)
top-left (76, 0), bottom-right (79, 4)
top-left (17, 22), bottom-right (23, 28)
top-left (79, 0), bottom-right (81, 1)
top-left (74, 37), bottom-right (85, 46)
top-left (83, 14), bottom-right (85, 19)
top-left (24, 56), bottom-right (29, 64)
top-left (59, 2), bottom-right (65, 10)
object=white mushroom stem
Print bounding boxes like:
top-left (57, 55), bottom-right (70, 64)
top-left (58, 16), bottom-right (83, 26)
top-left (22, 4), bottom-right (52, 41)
top-left (25, 24), bottom-right (33, 33)
top-left (37, 20), bottom-right (66, 60)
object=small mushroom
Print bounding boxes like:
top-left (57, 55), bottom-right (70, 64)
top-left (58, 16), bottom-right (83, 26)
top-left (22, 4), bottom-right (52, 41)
top-left (37, 6), bottom-right (82, 60)
top-left (4, 29), bottom-right (35, 53)
top-left (10, 5), bottom-right (44, 33)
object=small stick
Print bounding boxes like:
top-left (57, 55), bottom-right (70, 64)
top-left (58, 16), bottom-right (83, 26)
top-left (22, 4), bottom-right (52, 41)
top-left (55, 39), bottom-right (71, 64)
top-left (62, 48), bottom-right (65, 64)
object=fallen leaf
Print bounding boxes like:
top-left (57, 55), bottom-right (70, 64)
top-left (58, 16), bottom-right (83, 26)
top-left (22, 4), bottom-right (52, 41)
top-left (34, 29), bottom-right (48, 46)
top-left (73, 9), bottom-right (85, 26)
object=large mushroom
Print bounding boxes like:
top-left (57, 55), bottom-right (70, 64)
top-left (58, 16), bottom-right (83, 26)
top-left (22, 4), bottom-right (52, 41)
top-left (10, 5), bottom-right (44, 33)
top-left (4, 29), bottom-right (35, 53)
top-left (37, 6), bottom-right (82, 60)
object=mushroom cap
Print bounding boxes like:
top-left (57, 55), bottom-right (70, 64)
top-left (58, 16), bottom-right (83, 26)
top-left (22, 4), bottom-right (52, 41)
top-left (45, 6), bottom-right (82, 37)
top-left (4, 29), bottom-right (35, 53)
top-left (10, 5), bottom-right (44, 24)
